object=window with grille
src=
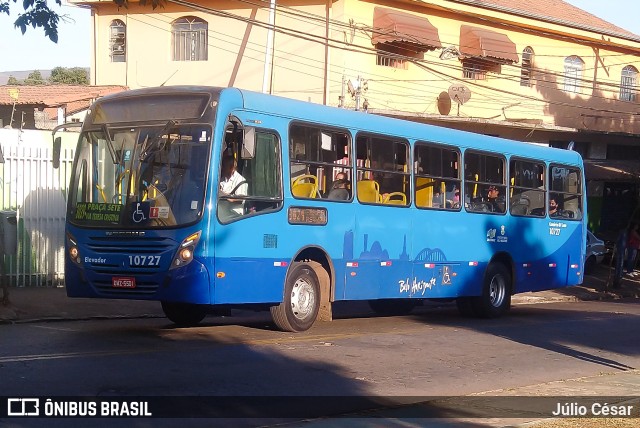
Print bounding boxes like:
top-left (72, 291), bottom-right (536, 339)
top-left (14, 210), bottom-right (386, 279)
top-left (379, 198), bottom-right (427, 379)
top-left (620, 65), bottom-right (638, 102)
top-left (563, 56), bottom-right (584, 93)
top-left (520, 47), bottom-right (534, 87)
top-left (375, 42), bottom-right (415, 69)
top-left (462, 58), bottom-right (500, 80)
top-left (172, 16), bottom-right (208, 61)
top-left (110, 20), bottom-right (126, 63)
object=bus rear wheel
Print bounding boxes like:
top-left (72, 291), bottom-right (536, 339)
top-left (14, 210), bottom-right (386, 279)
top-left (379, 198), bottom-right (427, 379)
top-left (161, 301), bottom-right (207, 327)
top-left (270, 262), bottom-right (320, 332)
top-left (472, 263), bottom-right (511, 318)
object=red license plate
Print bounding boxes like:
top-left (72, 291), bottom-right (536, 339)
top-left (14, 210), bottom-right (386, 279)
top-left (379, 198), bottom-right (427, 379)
top-left (112, 277), bottom-right (136, 289)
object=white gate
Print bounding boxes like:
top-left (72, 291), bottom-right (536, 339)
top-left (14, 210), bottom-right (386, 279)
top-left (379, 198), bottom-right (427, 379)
top-left (0, 129), bottom-right (75, 286)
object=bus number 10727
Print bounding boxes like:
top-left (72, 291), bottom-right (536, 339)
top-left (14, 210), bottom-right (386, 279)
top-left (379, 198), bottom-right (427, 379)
top-left (128, 255), bottom-right (161, 267)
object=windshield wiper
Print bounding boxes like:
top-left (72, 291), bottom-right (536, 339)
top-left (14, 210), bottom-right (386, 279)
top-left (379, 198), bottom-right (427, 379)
top-left (139, 120), bottom-right (177, 161)
top-left (102, 124), bottom-right (119, 165)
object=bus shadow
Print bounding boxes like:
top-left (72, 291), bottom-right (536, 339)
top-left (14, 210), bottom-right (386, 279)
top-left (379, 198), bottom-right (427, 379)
top-left (44, 320), bottom-right (495, 426)
top-left (412, 303), bottom-right (639, 371)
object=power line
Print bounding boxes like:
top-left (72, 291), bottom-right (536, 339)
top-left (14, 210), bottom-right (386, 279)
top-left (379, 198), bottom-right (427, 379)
top-left (134, 1), bottom-right (639, 119)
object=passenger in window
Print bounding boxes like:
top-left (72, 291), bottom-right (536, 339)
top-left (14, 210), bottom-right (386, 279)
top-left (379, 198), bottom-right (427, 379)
top-left (327, 172), bottom-right (350, 200)
top-left (219, 155), bottom-right (248, 219)
top-left (487, 186), bottom-right (504, 212)
top-left (549, 196), bottom-right (560, 217)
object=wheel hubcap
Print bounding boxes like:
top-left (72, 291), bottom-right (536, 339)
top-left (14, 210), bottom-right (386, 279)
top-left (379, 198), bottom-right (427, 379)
top-left (489, 275), bottom-right (506, 308)
top-left (290, 277), bottom-right (316, 320)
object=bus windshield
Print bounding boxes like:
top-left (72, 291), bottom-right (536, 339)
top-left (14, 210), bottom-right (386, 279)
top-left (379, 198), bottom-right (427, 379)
top-left (68, 123), bottom-right (211, 228)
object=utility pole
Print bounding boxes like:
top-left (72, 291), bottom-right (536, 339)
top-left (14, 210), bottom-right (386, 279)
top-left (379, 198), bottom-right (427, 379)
top-left (354, 76), bottom-right (368, 111)
top-left (262, 0), bottom-right (277, 94)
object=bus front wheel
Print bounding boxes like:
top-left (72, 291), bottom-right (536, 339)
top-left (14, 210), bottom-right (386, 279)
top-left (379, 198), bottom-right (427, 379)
top-left (473, 263), bottom-right (511, 318)
top-left (270, 262), bottom-right (320, 332)
top-left (161, 301), bottom-right (207, 327)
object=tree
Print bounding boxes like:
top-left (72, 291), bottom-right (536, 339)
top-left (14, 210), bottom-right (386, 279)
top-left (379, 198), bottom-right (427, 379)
top-left (7, 76), bottom-right (20, 85)
top-left (23, 70), bottom-right (46, 85)
top-left (49, 67), bottom-right (89, 85)
top-left (1, 0), bottom-right (165, 42)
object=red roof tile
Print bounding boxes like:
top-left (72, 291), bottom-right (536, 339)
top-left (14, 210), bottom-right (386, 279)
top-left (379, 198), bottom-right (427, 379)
top-left (0, 85), bottom-right (128, 107)
top-left (448, 0), bottom-right (639, 40)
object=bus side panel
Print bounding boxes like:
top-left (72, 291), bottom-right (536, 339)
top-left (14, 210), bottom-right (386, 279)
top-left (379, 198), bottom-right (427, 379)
top-left (212, 213), bottom-right (288, 304)
top-left (344, 205), bottom-right (412, 299)
top-left (407, 210), bottom-right (583, 298)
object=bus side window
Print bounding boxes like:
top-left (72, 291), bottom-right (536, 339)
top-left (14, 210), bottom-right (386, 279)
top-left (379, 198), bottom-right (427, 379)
top-left (509, 158), bottom-right (545, 217)
top-left (289, 124), bottom-right (351, 201)
top-left (549, 165), bottom-right (583, 220)
top-left (414, 142), bottom-right (460, 211)
top-left (356, 134), bottom-right (410, 206)
top-left (218, 131), bottom-right (282, 223)
top-left (464, 151), bottom-right (506, 214)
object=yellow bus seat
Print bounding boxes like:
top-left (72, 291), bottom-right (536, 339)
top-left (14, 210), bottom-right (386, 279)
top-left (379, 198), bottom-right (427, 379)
top-left (291, 174), bottom-right (318, 198)
top-left (357, 180), bottom-right (381, 203)
top-left (383, 192), bottom-right (407, 205)
top-left (415, 177), bottom-right (434, 207)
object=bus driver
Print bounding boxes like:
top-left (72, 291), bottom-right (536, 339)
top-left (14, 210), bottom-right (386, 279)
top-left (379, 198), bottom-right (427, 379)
top-left (219, 155), bottom-right (248, 219)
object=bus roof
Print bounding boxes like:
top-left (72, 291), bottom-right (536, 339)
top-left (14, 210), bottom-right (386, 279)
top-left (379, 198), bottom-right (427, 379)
top-left (229, 87), bottom-right (582, 166)
top-left (92, 85), bottom-right (582, 166)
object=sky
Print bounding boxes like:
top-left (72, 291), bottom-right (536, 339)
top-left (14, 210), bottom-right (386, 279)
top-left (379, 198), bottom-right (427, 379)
top-left (0, 0), bottom-right (639, 73)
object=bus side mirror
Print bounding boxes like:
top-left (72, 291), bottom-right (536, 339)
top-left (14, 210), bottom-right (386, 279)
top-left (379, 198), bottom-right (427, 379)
top-left (241, 127), bottom-right (256, 159)
top-left (53, 137), bottom-right (61, 169)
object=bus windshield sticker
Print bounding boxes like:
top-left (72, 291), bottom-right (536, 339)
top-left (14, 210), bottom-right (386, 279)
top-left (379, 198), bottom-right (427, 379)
top-left (149, 206), bottom-right (170, 219)
top-left (75, 203), bottom-right (123, 223)
top-left (131, 201), bottom-right (151, 223)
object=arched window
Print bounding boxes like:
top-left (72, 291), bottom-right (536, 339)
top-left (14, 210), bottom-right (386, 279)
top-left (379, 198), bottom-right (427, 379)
top-left (520, 47), bottom-right (534, 87)
top-left (563, 56), bottom-right (584, 93)
top-left (172, 16), bottom-right (208, 61)
top-left (110, 20), bottom-right (126, 63)
top-left (620, 65), bottom-right (638, 102)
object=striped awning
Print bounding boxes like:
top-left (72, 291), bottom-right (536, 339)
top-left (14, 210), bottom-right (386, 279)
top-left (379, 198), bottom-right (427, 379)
top-left (372, 7), bottom-right (442, 51)
top-left (459, 25), bottom-right (519, 63)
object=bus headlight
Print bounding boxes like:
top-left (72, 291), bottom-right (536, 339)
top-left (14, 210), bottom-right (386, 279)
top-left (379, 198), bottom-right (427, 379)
top-left (67, 233), bottom-right (81, 264)
top-left (170, 231), bottom-right (201, 269)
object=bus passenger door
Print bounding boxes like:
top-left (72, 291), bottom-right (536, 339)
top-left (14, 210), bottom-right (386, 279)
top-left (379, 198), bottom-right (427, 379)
top-left (212, 119), bottom-right (288, 304)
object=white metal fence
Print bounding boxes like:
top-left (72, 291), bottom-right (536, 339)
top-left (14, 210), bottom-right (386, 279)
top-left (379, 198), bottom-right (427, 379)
top-left (1, 129), bottom-right (75, 286)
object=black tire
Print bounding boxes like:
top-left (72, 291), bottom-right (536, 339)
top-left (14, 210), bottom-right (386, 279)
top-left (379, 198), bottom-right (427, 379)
top-left (456, 297), bottom-right (477, 317)
top-left (270, 262), bottom-right (320, 332)
top-left (472, 263), bottom-right (511, 318)
top-left (161, 301), bottom-right (207, 327)
top-left (584, 255), bottom-right (596, 275)
top-left (368, 299), bottom-right (416, 316)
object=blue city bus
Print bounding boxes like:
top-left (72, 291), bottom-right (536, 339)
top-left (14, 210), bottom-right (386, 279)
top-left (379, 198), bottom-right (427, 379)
top-left (53, 86), bottom-right (586, 332)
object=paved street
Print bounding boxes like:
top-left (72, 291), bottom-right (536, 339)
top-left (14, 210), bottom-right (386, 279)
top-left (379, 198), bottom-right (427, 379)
top-left (1, 264), bottom-right (639, 427)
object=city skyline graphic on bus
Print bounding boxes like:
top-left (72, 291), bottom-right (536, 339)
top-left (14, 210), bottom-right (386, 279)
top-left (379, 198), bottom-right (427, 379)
top-left (342, 231), bottom-right (448, 263)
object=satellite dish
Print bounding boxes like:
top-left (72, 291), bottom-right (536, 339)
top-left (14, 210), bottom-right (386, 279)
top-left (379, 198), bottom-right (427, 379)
top-left (448, 84), bottom-right (471, 105)
top-left (437, 91), bottom-right (452, 115)
top-left (347, 79), bottom-right (359, 97)
top-left (347, 80), bottom-right (355, 96)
